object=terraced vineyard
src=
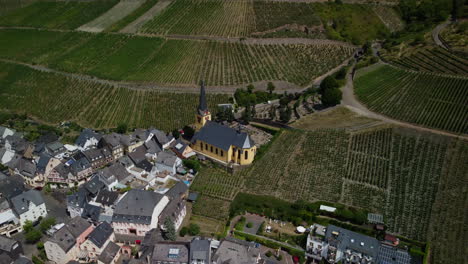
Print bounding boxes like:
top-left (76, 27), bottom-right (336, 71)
top-left (372, 5), bottom-right (404, 32)
top-left (386, 47), bottom-right (468, 75)
top-left (0, 0), bottom-right (119, 29)
top-left (0, 28), bottom-right (355, 87)
top-left (139, 0), bottom-right (388, 43)
top-left (0, 0), bottom-right (36, 16)
top-left (354, 64), bottom-right (468, 134)
top-left (0, 61), bottom-right (228, 131)
top-left (190, 125), bottom-right (467, 244)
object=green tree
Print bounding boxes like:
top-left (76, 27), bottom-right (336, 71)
top-left (23, 220), bottom-right (34, 233)
top-left (116, 123), bottom-right (128, 134)
top-left (182, 125), bottom-right (195, 139)
top-left (188, 223), bottom-right (200, 236)
top-left (164, 218), bottom-right (177, 241)
top-left (320, 76), bottom-right (339, 93)
top-left (247, 84), bottom-right (255, 93)
top-left (279, 106), bottom-right (291, 123)
top-left (39, 217), bottom-right (56, 233)
top-left (25, 229), bottom-right (42, 243)
top-left (183, 159), bottom-right (201, 171)
top-left (267, 82), bottom-right (275, 94)
top-left (321, 88), bottom-right (342, 107)
top-left (242, 104), bottom-right (253, 123)
top-left (172, 129), bottom-right (180, 139)
top-left (179, 226), bottom-right (188, 237)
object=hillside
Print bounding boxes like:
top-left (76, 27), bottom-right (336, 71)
top-left (354, 64), bottom-right (468, 134)
top-left (0, 61), bottom-right (229, 131)
top-left (0, 28), bottom-right (355, 88)
top-left (191, 125), bottom-right (467, 262)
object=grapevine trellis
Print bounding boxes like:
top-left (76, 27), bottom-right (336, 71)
top-left (354, 64), bottom-right (468, 134)
top-left (0, 28), bottom-right (354, 87)
top-left (0, 0), bottom-right (119, 29)
top-left (0, 61), bottom-right (228, 131)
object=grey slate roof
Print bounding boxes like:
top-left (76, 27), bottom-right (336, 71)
top-left (13, 256), bottom-right (33, 264)
top-left (36, 154), bottom-right (52, 174)
top-left (128, 146), bottom-right (146, 164)
top-left (66, 216), bottom-right (92, 238)
top-left (50, 224), bottom-right (78, 253)
top-left (98, 241), bottom-right (120, 264)
top-left (191, 121), bottom-right (254, 151)
top-left (0, 235), bottom-right (18, 253)
top-left (95, 190), bottom-right (119, 207)
top-left (165, 181), bottom-right (188, 200)
top-left (151, 241), bottom-right (189, 262)
top-left (70, 157), bottom-right (91, 175)
top-left (88, 222), bottom-right (113, 249)
top-left (113, 190), bottom-right (164, 225)
top-left (97, 163), bottom-right (133, 185)
top-left (144, 139), bottom-right (162, 155)
top-left (84, 176), bottom-right (105, 195)
top-left (10, 190), bottom-right (45, 215)
top-left (75, 129), bottom-right (101, 148)
top-left (0, 176), bottom-right (25, 199)
top-left (156, 151), bottom-right (178, 167)
top-left (67, 188), bottom-right (89, 210)
top-left (377, 244), bottom-right (412, 264)
top-left (190, 238), bottom-right (211, 262)
top-left (135, 160), bottom-right (153, 172)
top-left (213, 237), bottom-right (259, 264)
top-left (14, 158), bottom-right (36, 178)
top-left (117, 155), bottom-right (134, 168)
top-left (81, 203), bottom-right (101, 222)
top-left (325, 225), bottom-right (380, 259)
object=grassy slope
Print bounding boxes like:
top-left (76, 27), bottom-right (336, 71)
top-left (0, 0), bottom-right (118, 29)
top-left (105, 0), bottom-right (159, 32)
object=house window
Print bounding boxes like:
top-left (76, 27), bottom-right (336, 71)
top-left (215, 148), bottom-right (218, 155)
top-left (200, 142), bottom-right (203, 149)
top-left (221, 150), bottom-right (224, 157)
top-left (210, 146), bottom-right (213, 153)
top-left (245, 151), bottom-right (248, 160)
top-left (205, 144), bottom-right (208, 151)
top-left (238, 150), bottom-right (241, 159)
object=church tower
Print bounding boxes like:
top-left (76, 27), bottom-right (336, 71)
top-left (195, 81), bottom-right (211, 130)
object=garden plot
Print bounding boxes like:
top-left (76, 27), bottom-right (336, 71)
top-left (78, 0), bottom-right (146, 32)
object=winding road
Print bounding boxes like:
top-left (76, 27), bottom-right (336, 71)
top-left (432, 19), bottom-right (451, 50)
top-left (340, 63), bottom-right (468, 140)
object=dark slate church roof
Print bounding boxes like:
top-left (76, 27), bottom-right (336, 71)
top-left (191, 121), bottom-right (254, 151)
top-left (198, 81), bottom-right (208, 115)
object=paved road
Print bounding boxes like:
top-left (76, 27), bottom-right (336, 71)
top-left (340, 63), bottom-right (468, 140)
top-left (432, 19), bottom-right (451, 50)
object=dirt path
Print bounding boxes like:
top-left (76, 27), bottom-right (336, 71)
top-left (78, 0), bottom-right (146, 33)
top-left (432, 19), bottom-right (451, 50)
top-left (120, 0), bottom-right (174, 33)
top-left (340, 63), bottom-right (468, 139)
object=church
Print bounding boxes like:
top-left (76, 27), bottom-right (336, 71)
top-left (190, 82), bottom-right (256, 165)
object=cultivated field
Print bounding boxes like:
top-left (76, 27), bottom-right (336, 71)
top-left (139, 0), bottom-right (388, 43)
top-left (386, 47), bottom-right (468, 75)
top-left (354, 64), bottom-right (468, 134)
top-left (0, 29), bottom-right (355, 87)
top-left (0, 61), bottom-right (228, 131)
top-left (0, 0), bottom-right (119, 29)
top-left (191, 124), bottom-right (467, 246)
top-left (372, 5), bottom-right (404, 32)
top-left (78, 0), bottom-right (146, 32)
top-left (0, 0), bottom-right (36, 16)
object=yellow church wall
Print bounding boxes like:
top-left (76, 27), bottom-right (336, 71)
top-left (192, 140), bottom-right (256, 165)
top-left (195, 113), bottom-right (211, 131)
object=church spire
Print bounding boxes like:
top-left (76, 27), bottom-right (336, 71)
top-left (198, 80), bottom-right (208, 115)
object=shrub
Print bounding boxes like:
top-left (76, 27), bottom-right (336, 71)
top-left (320, 76), bottom-right (339, 93)
top-left (266, 251), bottom-right (273, 257)
top-left (188, 223), bottom-right (200, 236)
top-left (321, 88), bottom-right (342, 107)
top-left (25, 229), bottom-right (42, 243)
top-left (39, 217), bottom-right (56, 233)
top-left (179, 226), bottom-right (188, 237)
top-left (246, 222), bottom-right (253, 228)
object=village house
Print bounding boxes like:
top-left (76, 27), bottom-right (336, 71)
top-left (44, 216), bottom-right (93, 264)
top-left (47, 163), bottom-right (74, 186)
top-left (97, 241), bottom-right (121, 264)
top-left (122, 133), bottom-right (144, 153)
top-left (212, 237), bottom-right (261, 264)
top-left (69, 156), bottom-right (93, 182)
top-left (83, 148), bottom-right (113, 170)
top-left (10, 190), bottom-right (47, 228)
top-left (112, 189), bottom-right (169, 238)
top-left (155, 151), bottom-right (181, 175)
top-left (67, 188), bottom-right (90, 218)
top-left (191, 83), bottom-right (256, 166)
top-left (11, 158), bottom-right (37, 187)
top-left (150, 241), bottom-right (190, 263)
top-left (0, 126), bottom-right (16, 144)
top-left (0, 174), bottom-right (24, 237)
top-left (171, 139), bottom-right (195, 159)
top-left (190, 237), bottom-right (211, 263)
top-left (99, 133), bottom-right (125, 160)
top-left (159, 182), bottom-right (188, 231)
top-left (45, 141), bottom-right (66, 158)
top-left (96, 163), bottom-right (134, 191)
top-left (80, 222), bottom-right (114, 261)
top-left (0, 235), bottom-right (23, 261)
top-left (75, 129), bottom-right (102, 151)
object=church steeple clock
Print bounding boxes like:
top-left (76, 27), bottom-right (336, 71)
top-left (195, 81), bottom-right (211, 130)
